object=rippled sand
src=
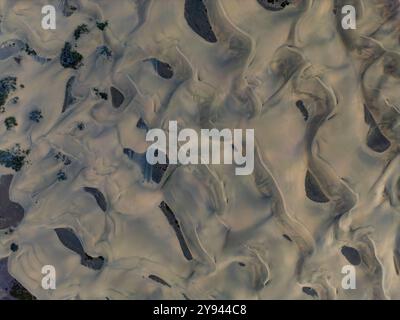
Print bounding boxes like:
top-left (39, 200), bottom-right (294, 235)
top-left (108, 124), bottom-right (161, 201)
top-left (0, 0), bottom-right (400, 300)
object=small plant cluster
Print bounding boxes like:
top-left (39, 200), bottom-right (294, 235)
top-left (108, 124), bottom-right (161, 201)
top-left (29, 109), bottom-right (43, 123)
top-left (54, 152), bottom-right (72, 165)
top-left (0, 144), bottom-right (30, 172)
top-left (93, 88), bottom-right (108, 100)
top-left (96, 20), bottom-right (108, 31)
top-left (24, 44), bottom-right (37, 56)
top-left (60, 42), bottom-right (83, 69)
top-left (97, 45), bottom-right (112, 59)
top-left (77, 122), bottom-right (85, 130)
top-left (0, 76), bottom-right (17, 107)
top-left (57, 170), bottom-right (67, 181)
top-left (4, 116), bottom-right (17, 130)
top-left (73, 24), bottom-right (89, 40)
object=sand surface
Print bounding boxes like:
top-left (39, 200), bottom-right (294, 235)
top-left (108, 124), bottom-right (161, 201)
top-left (0, 0), bottom-right (399, 300)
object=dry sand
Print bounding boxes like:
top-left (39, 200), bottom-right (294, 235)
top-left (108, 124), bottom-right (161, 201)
top-left (0, 0), bottom-right (399, 300)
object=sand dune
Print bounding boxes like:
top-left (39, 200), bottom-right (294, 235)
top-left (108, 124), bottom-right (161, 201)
top-left (0, 0), bottom-right (399, 300)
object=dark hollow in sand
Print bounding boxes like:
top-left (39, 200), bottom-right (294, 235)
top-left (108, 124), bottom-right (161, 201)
top-left (363, 104), bottom-right (391, 153)
top-left (110, 86), bottom-right (124, 108)
top-left (123, 147), bottom-right (168, 184)
top-left (149, 58), bottom-right (174, 79)
top-left (366, 126), bottom-right (391, 153)
top-left (83, 187), bottom-right (107, 212)
top-left (62, 76), bottom-right (76, 113)
top-left (341, 245), bottom-right (361, 266)
top-left (159, 201), bottom-right (193, 261)
top-left (305, 170), bottom-right (330, 203)
top-left (136, 117), bottom-right (148, 131)
top-left (302, 286), bottom-right (318, 298)
top-left (54, 228), bottom-right (105, 270)
top-left (0, 175), bottom-right (24, 229)
top-left (184, 0), bottom-right (217, 43)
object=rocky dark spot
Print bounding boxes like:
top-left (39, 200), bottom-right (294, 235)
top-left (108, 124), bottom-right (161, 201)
top-left (83, 187), bottom-right (107, 212)
top-left (305, 170), bottom-right (329, 203)
top-left (159, 201), bottom-right (193, 261)
top-left (10, 243), bottom-right (18, 252)
top-left (110, 86), bottom-right (124, 108)
top-left (341, 246), bottom-right (361, 265)
top-left (184, 0), bottom-right (217, 43)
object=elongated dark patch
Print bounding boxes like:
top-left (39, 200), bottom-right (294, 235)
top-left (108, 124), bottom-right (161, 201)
top-left (54, 228), bottom-right (105, 270)
top-left (83, 187), bottom-right (107, 212)
top-left (62, 76), bottom-right (76, 113)
top-left (341, 246), bottom-right (361, 265)
top-left (184, 0), bottom-right (217, 43)
top-left (363, 104), bottom-right (390, 152)
top-left (363, 104), bottom-right (374, 125)
top-left (149, 58), bottom-right (174, 79)
top-left (302, 286), bottom-right (318, 298)
top-left (148, 274), bottom-right (171, 287)
top-left (394, 252), bottom-right (400, 275)
top-left (366, 126), bottom-right (391, 153)
top-left (0, 175), bottom-right (24, 229)
top-left (305, 170), bottom-right (329, 203)
top-left (136, 118), bottom-right (148, 130)
top-left (123, 148), bottom-right (168, 183)
top-left (295, 100), bottom-right (309, 121)
top-left (110, 86), bottom-right (124, 108)
top-left (159, 201), bottom-right (193, 260)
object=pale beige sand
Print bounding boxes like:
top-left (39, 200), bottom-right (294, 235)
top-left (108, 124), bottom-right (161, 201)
top-left (0, 0), bottom-right (399, 300)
